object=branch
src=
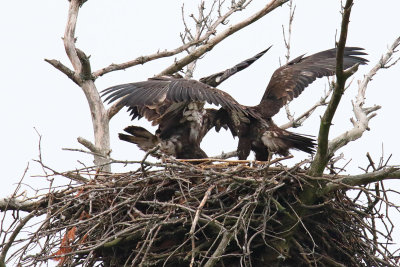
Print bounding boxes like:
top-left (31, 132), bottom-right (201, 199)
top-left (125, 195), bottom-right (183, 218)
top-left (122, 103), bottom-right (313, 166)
top-left (76, 48), bottom-right (93, 80)
top-left (0, 198), bottom-right (43, 212)
top-left (308, 0), bottom-right (354, 176)
top-left (60, 0), bottom-right (111, 171)
top-left (106, 100), bottom-right (125, 120)
top-left (184, 2), bottom-right (207, 79)
top-left (44, 59), bottom-right (80, 85)
top-left (0, 211), bottom-right (37, 267)
top-left (280, 83), bottom-right (332, 129)
top-left (328, 36), bottom-right (400, 154)
top-left (34, 158), bottom-right (90, 183)
top-left (93, 49), bottom-right (195, 79)
top-left (210, 150), bottom-right (238, 159)
top-left (190, 185), bottom-right (215, 267)
top-left (93, 1), bottom-right (263, 78)
top-left (64, 0), bottom-right (82, 73)
top-left (282, 0), bottom-right (295, 63)
top-left (203, 229), bottom-right (234, 267)
top-left (320, 167), bottom-right (400, 195)
top-left (158, 0), bottom-right (289, 76)
top-left (77, 136), bottom-right (100, 154)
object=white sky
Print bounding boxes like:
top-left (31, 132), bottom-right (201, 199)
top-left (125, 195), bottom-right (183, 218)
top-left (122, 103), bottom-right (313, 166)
top-left (1, 0), bottom-right (400, 262)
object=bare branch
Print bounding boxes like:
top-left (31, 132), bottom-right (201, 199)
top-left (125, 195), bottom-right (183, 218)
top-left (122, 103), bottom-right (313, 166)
top-left (64, 0), bottom-right (82, 73)
top-left (280, 83), bottom-right (333, 129)
top-left (210, 150), bottom-right (238, 159)
top-left (93, 49), bottom-right (194, 79)
top-left (94, 1), bottom-right (243, 78)
top-left (58, 0), bottom-right (112, 171)
top-left (77, 137), bottom-right (99, 154)
top-left (0, 211), bottom-right (37, 266)
top-left (159, 0), bottom-right (289, 76)
top-left (34, 158), bottom-right (90, 183)
top-left (185, 1), bottom-right (209, 78)
top-left (282, 0), bottom-right (295, 63)
top-left (0, 198), bottom-right (42, 212)
top-left (282, 0), bottom-right (296, 122)
top-left (308, 0), bottom-right (354, 176)
top-left (190, 185), bottom-right (215, 267)
top-left (328, 36), bottom-right (400, 155)
top-left (76, 48), bottom-right (93, 81)
top-left (321, 167), bottom-right (400, 195)
top-left (106, 100), bottom-right (125, 121)
top-left (203, 229), bottom-right (234, 267)
top-left (44, 59), bottom-right (80, 85)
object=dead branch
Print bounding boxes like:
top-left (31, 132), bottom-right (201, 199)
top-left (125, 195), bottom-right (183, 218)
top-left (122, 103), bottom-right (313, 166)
top-left (0, 198), bottom-right (42, 212)
top-left (93, 0), bottom-right (259, 78)
top-left (45, 0), bottom-right (111, 171)
top-left (0, 211), bottom-right (37, 267)
top-left (282, 0), bottom-right (295, 63)
top-left (44, 59), bottom-right (80, 85)
top-left (281, 82), bottom-right (333, 129)
top-left (203, 229), bottom-right (234, 267)
top-left (159, 0), bottom-right (289, 76)
top-left (321, 167), bottom-right (400, 195)
top-left (328, 36), bottom-right (400, 155)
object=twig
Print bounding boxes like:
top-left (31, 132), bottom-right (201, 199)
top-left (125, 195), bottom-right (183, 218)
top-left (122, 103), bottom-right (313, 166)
top-left (159, 0), bottom-right (289, 76)
top-left (280, 83), bottom-right (333, 129)
top-left (203, 229), bottom-right (234, 267)
top-left (0, 211), bottom-right (37, 267)
top-left (190, 185), bottom-right (215, 267)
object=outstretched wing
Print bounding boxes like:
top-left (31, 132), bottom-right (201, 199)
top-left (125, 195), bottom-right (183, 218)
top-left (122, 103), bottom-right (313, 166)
top-left (260, 47), bottom-right (368, 117)
top-left (101, 76), bottom-right (253, 124)
top-left (199, 46), bottom-right (272, 87)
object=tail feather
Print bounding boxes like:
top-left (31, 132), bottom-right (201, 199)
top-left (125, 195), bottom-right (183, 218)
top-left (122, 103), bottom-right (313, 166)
top-left (119, 126), bottom-right (159, 151)
top-left (285, 132), bottom-right (316, 154)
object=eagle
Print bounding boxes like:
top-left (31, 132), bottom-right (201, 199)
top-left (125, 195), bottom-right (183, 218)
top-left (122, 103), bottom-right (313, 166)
top-left (102, 47), bottom-right (367, 160)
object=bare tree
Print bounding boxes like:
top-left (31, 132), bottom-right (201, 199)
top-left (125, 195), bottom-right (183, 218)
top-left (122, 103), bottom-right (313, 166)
top-left (1, 0), bottom-right (400, 266)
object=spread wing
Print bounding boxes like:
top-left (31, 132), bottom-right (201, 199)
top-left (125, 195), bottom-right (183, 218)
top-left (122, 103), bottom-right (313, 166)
top-left (101, 76), bottom-right (254, 125)
top-left (199, 46), bottom-right (272, 87)
top-left (260, 47), bottom-right (368, 116)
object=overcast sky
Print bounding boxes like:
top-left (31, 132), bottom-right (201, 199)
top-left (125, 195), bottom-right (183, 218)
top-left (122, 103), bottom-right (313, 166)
top-left (1, 0), bottom-right (400, 259)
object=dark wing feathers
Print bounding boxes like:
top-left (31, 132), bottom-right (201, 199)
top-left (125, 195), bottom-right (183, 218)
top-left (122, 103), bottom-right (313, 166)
top-left (101, 77), bottom-right (250, 124)
top-left (260, 47), bottom-right (368, 114)
top-left (199, 46), bottom-right (272, 87)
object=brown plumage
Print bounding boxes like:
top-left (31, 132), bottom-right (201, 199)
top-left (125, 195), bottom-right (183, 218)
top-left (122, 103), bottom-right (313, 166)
top-left (102, 47), bottom-right (367, 160)
top-left (102, 76), bottom-right (259, 159)
top-left (254, 47), bottom-right (368, 118)
top-left (235, 47), bottom-right (368, 160)
top-left (102, 47), bottom-right (272, 159)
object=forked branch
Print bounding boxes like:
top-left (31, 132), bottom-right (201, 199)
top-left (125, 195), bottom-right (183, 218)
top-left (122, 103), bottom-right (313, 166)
top-left (328, 36), bottom-right (400, 154)
top-left (159, 0), bottom-right (289, 76)
top-left (94, 0), bottom-right (262, 78)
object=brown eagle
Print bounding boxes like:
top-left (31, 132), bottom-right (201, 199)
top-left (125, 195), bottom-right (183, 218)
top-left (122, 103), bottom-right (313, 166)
top-left (102, 47), bottom-right (367, 160)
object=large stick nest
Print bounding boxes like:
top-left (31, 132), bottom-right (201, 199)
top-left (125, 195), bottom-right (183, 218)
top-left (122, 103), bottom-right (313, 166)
top-left (14, 158), bottom-right (398, 266)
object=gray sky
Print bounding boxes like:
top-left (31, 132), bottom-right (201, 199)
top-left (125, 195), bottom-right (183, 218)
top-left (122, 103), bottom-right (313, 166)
top-left (1, 0), bottom-right (400, 260)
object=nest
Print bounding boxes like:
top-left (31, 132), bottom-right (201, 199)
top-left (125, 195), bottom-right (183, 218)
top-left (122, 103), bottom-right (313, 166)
top-left (13, 158), bottom-right (398, 266)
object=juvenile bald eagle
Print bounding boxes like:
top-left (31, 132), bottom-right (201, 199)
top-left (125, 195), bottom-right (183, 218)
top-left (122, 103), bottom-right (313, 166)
top-left (102, 47), bottom-right (367, 160)
top-left (102, 47), bottom-right (270, 159)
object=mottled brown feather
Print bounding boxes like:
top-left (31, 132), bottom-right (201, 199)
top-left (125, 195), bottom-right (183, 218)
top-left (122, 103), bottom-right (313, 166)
top-left (259, 47), bottom-right (368, 117)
